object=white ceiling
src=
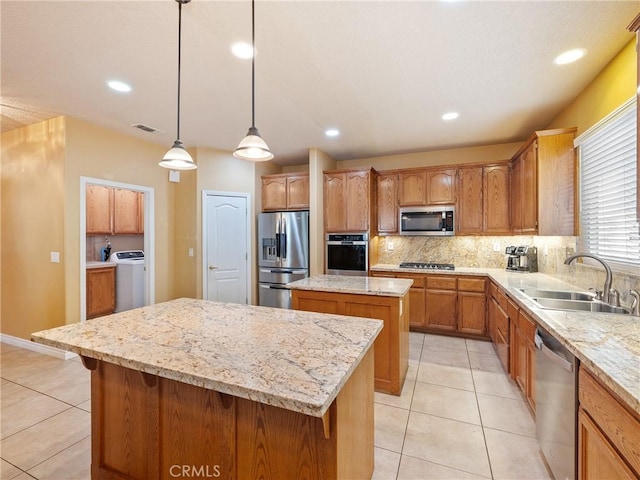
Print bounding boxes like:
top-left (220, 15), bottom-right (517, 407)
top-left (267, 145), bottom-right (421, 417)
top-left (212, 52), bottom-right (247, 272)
top-left (1, 1), bottom-right (638, 166)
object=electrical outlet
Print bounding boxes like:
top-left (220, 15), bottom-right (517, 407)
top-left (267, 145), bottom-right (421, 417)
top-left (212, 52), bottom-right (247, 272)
top-left (50, 252), bottom-right (60, 263)
top-left (492, 242), bottom-right (500, 252)
top-left (387, 241), bottom-right (394, 251)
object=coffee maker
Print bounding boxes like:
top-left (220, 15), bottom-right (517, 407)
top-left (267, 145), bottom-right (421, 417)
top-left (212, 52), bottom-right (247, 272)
top-left (505, 245), bottom-right (538, 272)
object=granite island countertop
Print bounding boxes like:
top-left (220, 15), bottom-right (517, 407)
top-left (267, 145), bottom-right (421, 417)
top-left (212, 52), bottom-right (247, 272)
top-left (31, 298), bottom-right (383, 417)
top-left (372, 264), bottom-right (640, 415)
top-left (287, 274), bottom-right (413, 297)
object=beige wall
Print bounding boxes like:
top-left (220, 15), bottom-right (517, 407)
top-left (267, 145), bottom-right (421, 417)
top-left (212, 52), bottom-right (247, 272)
top-left (1, 118), bottom-right (67, 339)
top-left (173, 168), bottom-right (198, 300)
top-left (547, 39), bottom-right (637, 134)
top-left (308, 148), bottom-right (336, 275)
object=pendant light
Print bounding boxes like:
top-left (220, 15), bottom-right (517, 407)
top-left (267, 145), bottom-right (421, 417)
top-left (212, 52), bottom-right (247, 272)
top-left (160, 0), bottom-right (197, 170)
top-left (233, 0), bottom-right (273, 162)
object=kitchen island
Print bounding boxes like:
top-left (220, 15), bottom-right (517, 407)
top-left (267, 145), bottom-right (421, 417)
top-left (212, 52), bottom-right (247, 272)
top-left (31, 298), bottom-right (383, 480)
top-left (288, 274), bottom-right (412, 395)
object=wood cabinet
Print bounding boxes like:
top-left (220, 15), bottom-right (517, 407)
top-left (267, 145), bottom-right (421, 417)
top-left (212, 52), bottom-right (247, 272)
top-left (398, 170), bottom-right (427, 206)
top-left (488, 280), bottom-right (510, 373)
top-left (513, 309), bottom-right (536, 412)
top-left (86, 185), bottom-right (143, 235)
top-left (291, 289), bottom-right (408, 396)
top-left (457, 164), bottom-right (510, 235)
top-left (510, 128), bottom-right (577, 235)
top-left (86, 266), bottom-right (116, 319)
top-left (261, 173), bottom-right (309, 211)
top-left (426, 169), bottom-right (456, 204)
top-left (86, 185), bottom-right (113, 235)
top-left (324, 168), bottom-right (375, 233)
top-left (371, 272), bottom-right (487, 338)
top-left (578, 366), bottom-right (640, 479)
top-left (377, 173), bottom-right (398, 233)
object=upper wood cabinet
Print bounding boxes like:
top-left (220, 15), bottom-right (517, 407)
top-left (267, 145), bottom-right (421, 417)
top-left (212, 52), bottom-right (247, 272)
top-left (261, 173), bottom-right (309, 211)
top-left (426, 169), bottom-right (456, 204)
top-left (510, 128), bottom-right (577, 236)
top-left (457, 164), bottom-right (510, 235)
top-left (86, 185), bottom-right (143, 235)
top-left (377, 173), bottom-right (398, 233)
top-left (86, 185), bottom-right (113, 235)
top-left (324, 168), bottom-right (375, 233)
top-left (398, 170), bottom-right (427, 206)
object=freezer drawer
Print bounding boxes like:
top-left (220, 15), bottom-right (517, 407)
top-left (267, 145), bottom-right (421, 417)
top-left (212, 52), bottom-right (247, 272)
top-left (259, 284), bottom-right (292, 309)
top-left (259, 268), bottom-right (307, 285)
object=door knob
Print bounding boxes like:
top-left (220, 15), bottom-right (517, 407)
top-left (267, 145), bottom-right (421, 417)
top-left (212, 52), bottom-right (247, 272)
top-left (209, 265), bottom-right (218, 270)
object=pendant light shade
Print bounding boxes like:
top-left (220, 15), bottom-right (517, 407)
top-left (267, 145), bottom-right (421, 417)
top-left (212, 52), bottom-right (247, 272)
top-left (160, 0), bottom-right (197, 170)
top-left (234, 0), bottom-right (273, 162)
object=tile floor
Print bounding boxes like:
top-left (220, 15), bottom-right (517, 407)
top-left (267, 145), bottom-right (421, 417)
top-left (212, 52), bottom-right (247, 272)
top-left (1, 333), bottom-right (551, 479)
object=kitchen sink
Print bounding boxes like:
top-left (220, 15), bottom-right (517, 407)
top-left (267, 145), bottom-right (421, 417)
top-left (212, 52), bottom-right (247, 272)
top-left (530, 297), bottom-right (631, 315)
top-left (518, 288), bottom-right (596, 301)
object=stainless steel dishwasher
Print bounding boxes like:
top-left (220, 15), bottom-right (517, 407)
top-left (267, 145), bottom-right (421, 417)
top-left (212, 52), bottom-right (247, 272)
top-left (535, 326), bottom-right (578, 480)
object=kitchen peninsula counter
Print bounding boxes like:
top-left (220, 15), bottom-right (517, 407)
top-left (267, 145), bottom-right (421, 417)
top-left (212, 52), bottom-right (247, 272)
top-left (371, 264), bottom-right (640, 416)
top-left (289, 274), bottom-right (412, 395)
top-left (32, 298), bottom-right (382, 479)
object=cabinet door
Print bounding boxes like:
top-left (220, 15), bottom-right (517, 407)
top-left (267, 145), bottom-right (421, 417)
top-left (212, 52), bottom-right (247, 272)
top-left (409, 287), bottom-right (426, 328)
top-left (262, 176), bottom-right (287, 211)
top-left (483, 165), bottom-right (510, 233)
top-left (521, 142), bottom-right (538, 233)
top-left (425, 290), bottom-right (457, 331)
top-left (457, 167), bottom-right (483, 234)
top-left (324, 172), bottom-right (346, 232)
top-left (114, 188), bottom-right (140, 234)
top-left (526, 341), bottom-right (536, 411)
top-left (398, 171), bottom-right (427, 206)
top-left (510, 158), bottom-right (523, 232)
top-left (426, 169), bottom-right (456, 205)
top-left (86, 185), bottom-right (113, 235)
top-left (578, 410), bottom-right (637, 480)
top-left (377, 174), bottom-right (398, 233)
top-left (515, 325), bottom-right (527, 393)
top-left (458, 292), bottom-right (486, 336)
top-left (137, 192), bottom-right (145, 234)
top-left (345, 170), bottom-right (370, 232)
top-left (87, 267), bottom-right (115, 319)
top-left (286, 174), bottom-right (309, 210)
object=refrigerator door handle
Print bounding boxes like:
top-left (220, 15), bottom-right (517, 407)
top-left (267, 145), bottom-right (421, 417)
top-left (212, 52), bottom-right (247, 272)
top-left (281, 215), bottom-right (287, 259)
top-left (275, 217), bottom-right (281, 259)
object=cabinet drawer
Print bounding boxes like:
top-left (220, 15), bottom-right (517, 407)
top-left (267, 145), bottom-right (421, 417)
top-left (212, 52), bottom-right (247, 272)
top-left (458, 277), bottom-right (486, 293)
top-left (579, 368), bottom-right (640, 475)
top-left (394, 273), bottom-right (426, 288)
top-left (518, 311), bottom-right (536, 341)
top-left (495, 307), bottom-right (509, 340)
top-left (488, 282), bottom-right (499, 298)
top-left (426, 276), bottom-right (456, 290)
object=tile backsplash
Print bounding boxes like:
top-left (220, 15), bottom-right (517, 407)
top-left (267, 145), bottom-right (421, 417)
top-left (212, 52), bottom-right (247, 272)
top-left (375, 235), bottom-right (640, 307)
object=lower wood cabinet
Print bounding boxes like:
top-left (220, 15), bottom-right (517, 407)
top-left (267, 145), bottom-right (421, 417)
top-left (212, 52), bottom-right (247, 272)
top-left (578, 367), bottom-right (640, 479)
top-left (512, 308), bottom-right (536, 412)
top-left (291, 289), bottom-right (408, 396)
top-left (87, 266), bottom-right (116, 319)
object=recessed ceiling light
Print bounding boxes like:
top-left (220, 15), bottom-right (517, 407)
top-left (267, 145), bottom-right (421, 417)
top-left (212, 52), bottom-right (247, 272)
top-left (442, 112), bottom-right (459, 121)
top-left (231, 42), bottom-right (254, 59)
top-left (325, 128), bottom-right (340, 137)
top-left (107, 80), bottom-right (132, 93)
top-left (554, 48), bottom-right (587, 65)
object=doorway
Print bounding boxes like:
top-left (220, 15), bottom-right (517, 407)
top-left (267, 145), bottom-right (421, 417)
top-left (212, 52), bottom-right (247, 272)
top-left (202, 191), bottom-right (251, 304)
top-left (80, 177), bottom-right (155, 321)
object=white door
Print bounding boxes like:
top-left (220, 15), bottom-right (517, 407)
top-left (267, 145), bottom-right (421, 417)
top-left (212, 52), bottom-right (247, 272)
top-left (204, 193), bottom-right (250, 304)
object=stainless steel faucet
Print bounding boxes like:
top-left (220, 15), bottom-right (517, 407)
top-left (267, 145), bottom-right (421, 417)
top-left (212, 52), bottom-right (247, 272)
top-left (564, 253), bottom-right (613, 305)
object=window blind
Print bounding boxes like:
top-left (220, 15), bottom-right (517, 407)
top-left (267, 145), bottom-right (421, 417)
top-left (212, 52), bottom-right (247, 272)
top-left (575, 98), bottom-right (639, 268)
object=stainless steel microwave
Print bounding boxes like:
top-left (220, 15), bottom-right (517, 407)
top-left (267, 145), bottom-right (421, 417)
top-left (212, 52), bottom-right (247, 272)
top-left (399, 206), bottom-right (455, 236)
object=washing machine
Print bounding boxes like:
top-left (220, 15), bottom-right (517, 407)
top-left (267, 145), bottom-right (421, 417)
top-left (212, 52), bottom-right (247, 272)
top-left (109, 250), bottom-right (145, 312)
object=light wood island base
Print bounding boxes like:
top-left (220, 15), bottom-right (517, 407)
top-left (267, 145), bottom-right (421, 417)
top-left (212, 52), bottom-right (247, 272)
top-left (83, 349), bottom-right (374, 480)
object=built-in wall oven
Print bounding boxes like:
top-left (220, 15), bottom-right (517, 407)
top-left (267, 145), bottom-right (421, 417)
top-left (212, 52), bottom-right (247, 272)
top-left (325, 233), bottom-right (368, 276)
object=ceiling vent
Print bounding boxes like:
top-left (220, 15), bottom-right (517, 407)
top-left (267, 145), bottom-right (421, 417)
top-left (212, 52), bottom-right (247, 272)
top-left (131, 123), bottom-right (164, 134)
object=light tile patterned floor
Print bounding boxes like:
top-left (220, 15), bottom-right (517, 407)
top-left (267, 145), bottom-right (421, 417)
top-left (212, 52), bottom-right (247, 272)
top-left (0, 334), bottom-right (552, 479)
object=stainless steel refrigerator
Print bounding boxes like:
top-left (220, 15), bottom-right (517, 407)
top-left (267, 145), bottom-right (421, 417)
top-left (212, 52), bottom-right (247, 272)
top-left (258, 211), bottom-right (309, 309)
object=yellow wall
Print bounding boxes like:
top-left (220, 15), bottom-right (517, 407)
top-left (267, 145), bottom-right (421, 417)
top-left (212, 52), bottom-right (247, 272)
top-left (547, 39), bottom-right (637, 133)
top-left (173, 168), bottom-right (198, 300)
top-left (308, 148), bottom-right (336, 275)
top-left (1, 118), bottom-right (67, 338)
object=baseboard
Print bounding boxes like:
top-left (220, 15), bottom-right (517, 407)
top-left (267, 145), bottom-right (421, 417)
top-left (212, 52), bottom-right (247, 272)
top-left (0, 333), bottom-right (78, 360)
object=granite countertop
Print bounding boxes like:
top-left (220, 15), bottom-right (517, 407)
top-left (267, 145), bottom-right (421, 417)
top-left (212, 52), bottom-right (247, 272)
top-left (31, 298), bottom-right (383, 418)
top-left (287, 274), bottom-right (413, 297)
top-left (372, 264), bottom-right (640, 415)
top-left (86, 261), bottom-right (116, 269)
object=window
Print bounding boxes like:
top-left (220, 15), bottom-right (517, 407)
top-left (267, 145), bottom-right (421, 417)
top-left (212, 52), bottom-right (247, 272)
top-left (575, 97), bottom-right (639, 271)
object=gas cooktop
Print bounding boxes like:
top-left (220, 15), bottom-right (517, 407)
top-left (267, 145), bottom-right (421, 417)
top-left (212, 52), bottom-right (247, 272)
top-left (399, 262), bottom-right (455, 271)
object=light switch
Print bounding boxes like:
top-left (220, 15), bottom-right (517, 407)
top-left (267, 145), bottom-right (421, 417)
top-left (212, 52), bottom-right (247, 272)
top-left (188, 248), bottom-right (194, 257)
top-left (387, 241), bottom-right (394, 251)
top-left (492, 243), bottom-right (501, 252)
top-left (50, 252), bottom-right (60, 263)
